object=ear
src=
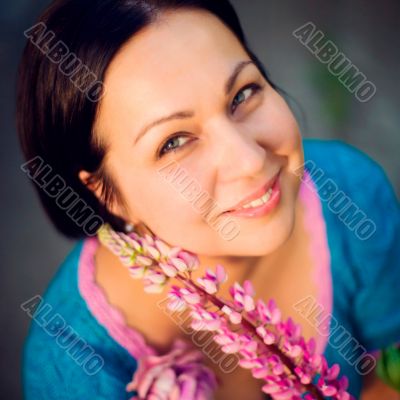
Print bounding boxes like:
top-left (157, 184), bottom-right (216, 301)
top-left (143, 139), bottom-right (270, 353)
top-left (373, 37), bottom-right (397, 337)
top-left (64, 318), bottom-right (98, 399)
top-left (78, 170), bottom-right (102, 199)
top-left (78, 170), bottom-right (138, 226)
top-left (78, 169), bottom-right (120, 217)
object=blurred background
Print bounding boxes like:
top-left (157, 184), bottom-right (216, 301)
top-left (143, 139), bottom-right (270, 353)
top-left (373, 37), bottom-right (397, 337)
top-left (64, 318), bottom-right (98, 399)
top-left (1, 0), bottom-right (399, 398)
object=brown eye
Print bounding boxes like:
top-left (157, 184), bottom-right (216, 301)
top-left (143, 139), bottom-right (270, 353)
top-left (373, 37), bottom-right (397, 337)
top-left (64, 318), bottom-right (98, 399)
top-left (231, 83), bottom-right (262, 113)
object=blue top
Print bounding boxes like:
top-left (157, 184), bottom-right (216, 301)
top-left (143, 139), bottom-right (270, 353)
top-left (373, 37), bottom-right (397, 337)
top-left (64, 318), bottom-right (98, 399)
top-left (22, 139), bottom-right (400, 399)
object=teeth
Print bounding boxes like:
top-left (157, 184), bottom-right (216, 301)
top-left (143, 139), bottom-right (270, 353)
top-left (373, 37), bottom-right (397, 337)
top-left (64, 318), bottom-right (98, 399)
top-left (241, 188), bottom-right (272, 209)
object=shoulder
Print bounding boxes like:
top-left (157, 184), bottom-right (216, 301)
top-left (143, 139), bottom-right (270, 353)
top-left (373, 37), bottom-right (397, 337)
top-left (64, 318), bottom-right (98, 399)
top-left (303, 138), bottom-right (399, 278)
top-left (302, 138), bottom-right (389, 188)
top-left (302, 139), bottom-right (400, 350)
top-left (22, 239), bottom-right (137, 399)
top-left (302, 138), bottom-right (398, 222)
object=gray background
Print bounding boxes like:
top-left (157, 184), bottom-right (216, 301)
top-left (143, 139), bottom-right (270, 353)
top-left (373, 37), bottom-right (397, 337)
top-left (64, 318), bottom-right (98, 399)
top-left (1, 1), bottom-right (399, 398)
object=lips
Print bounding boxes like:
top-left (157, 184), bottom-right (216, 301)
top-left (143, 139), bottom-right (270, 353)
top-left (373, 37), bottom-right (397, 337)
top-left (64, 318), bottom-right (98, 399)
top-left (224, 171), bottom-right (281, 213)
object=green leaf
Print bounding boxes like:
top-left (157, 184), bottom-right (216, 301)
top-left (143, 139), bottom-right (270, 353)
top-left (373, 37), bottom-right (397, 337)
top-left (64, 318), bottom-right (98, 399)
top-left (376, 345), bottom-right (400, 391)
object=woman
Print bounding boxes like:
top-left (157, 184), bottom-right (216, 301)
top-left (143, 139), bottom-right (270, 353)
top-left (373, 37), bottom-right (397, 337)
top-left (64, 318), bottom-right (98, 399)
top-left (17, 0), bottom-right (400, 398)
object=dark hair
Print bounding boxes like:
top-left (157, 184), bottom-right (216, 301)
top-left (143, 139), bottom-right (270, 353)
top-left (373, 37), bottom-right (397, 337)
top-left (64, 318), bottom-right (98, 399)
top-left (16, 0), bottom-right (281, 239)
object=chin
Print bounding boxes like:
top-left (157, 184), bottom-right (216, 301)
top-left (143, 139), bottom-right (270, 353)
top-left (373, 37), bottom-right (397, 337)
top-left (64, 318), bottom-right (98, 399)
top-left (256, 206), bottom-right (296, 256)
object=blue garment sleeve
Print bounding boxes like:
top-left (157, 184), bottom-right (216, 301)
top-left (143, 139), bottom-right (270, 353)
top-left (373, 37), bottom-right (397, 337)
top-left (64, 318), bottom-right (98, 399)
top-left (336, 143), bottom-right (400, 352)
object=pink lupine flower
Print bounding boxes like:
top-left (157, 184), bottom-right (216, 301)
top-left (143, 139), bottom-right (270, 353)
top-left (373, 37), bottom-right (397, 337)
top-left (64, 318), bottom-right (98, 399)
top-left (256, 325), bottom-right (277, 345)
top-left (221, 304), bottom-right (242, 324)
top-left (196, 264), bottom-right (226, 294)
top-left (136, 255), bottom-right (153, 267)
top-left (167, 286), bottom-right (201, 312)
top-left (119, 232), bottom-right (143, 252)
top-left (262, 376), bottom-right (302, 399)
top-left (278, 317), bottom-right (302, 341)
top-left (176, 250), bottom-right (199, 272)
top-left (239, 355), bottom-right (263, 370)
top-left (167, 286), bottom-right (187, 312)
top-left (254, 298), bottom-right (281, 325)
top-left (229, 280), bottom-right (255, 312)
top-left (190, 307), bottom-right (222, 331)
top-left (282, 337), bottom-right (303, 359)
top-left (267, 355), bottom-right (285, 376)
top-left (214, 330), bottom-right (242, 354)
top-left (145, 270), bottom-right (167, 284)
top-left (160, 262), bottom-right (179, 278)
top-left (179, 287), bottom-right (201, 305)
top-left (158, 253), bottom-right (199, 278)
top-left (142, 242), bottom-right (161, 260)
top-left (126, 338), bottom-right (218, 400)
top-left (128, 266), bottom-right (146, 279)
top-left (154, 238), bottom-right (181, 259)
top-left (239, 333), bottom-right (258, 353)
top-left (294, 366), bottom-right (313, 385)
top-left (170, 257), bottom-right (190, 273)
top-left (143, 270), bottom-right (168, 293)
top-left (120, 251), bottom-right (135, 267)
top-left (97, 224), bottom-right (355, 400)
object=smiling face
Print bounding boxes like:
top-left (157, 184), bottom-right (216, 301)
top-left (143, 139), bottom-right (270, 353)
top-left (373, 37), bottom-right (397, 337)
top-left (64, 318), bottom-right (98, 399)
top-left (81, 8), bottom-right (304, 257)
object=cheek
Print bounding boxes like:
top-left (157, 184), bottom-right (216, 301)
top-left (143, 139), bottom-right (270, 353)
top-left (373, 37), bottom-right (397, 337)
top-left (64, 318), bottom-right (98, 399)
top-left (251, 90), bottom-right (301, 154)
top-left (109, 148), bottom-right (207, 229)
top-left (124, 171), bottom-right (204, 226)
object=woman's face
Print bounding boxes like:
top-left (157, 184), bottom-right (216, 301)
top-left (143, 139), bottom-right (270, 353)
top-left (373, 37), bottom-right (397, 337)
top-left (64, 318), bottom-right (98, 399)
top-left (83, 8), bottom-right (304, 257)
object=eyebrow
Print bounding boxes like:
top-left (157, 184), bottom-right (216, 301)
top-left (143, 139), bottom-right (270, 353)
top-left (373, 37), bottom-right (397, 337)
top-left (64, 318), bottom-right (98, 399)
top-left (134, 60), bottom-right (256, 145)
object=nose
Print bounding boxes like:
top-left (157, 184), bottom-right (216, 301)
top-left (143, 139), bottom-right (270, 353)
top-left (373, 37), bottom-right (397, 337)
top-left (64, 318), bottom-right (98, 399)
top-left (207, 117), bottom-right (266, 181)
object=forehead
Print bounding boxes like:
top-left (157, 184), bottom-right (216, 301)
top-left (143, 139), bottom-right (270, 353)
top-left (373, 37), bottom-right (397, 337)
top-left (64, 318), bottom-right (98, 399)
top-left (97, 8), bottom-right (249, 124)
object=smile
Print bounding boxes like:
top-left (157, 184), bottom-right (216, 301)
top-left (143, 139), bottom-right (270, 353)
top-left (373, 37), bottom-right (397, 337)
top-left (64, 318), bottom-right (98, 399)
top-left (223, 171), bottom-right (282, 218)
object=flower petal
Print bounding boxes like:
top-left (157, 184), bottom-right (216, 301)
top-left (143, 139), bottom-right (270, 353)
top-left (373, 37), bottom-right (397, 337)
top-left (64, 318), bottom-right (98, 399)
top-left (170, 257), bottom-right (189, 272)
